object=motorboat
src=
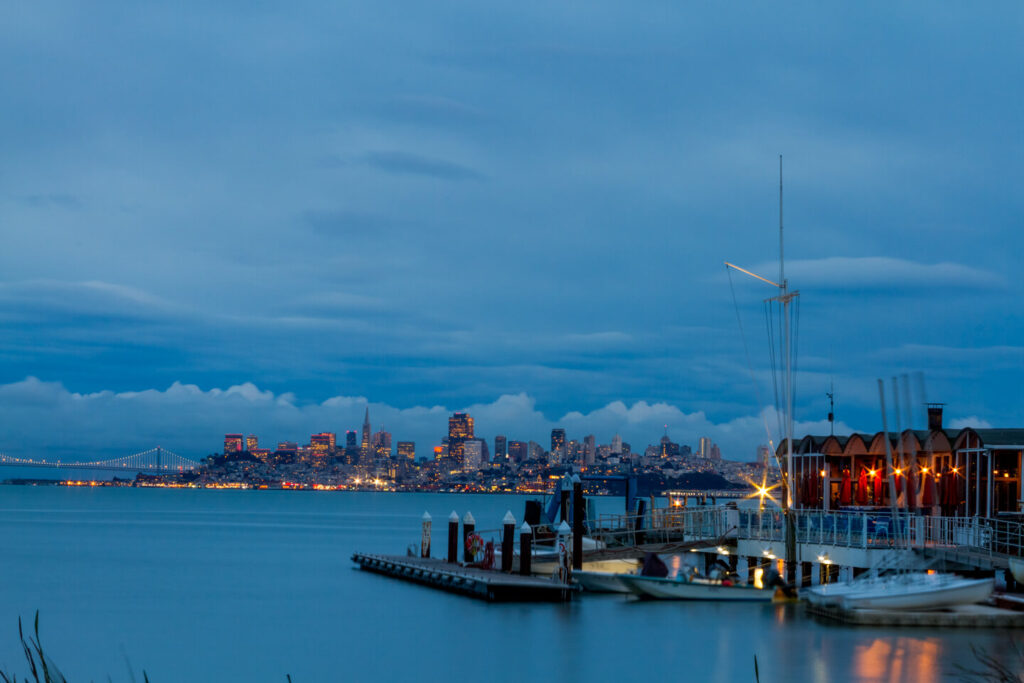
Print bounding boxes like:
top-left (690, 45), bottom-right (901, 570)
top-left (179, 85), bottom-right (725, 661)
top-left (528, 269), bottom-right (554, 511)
top-left (1009, 557), bottom-right (1024, 585)
top-left (573, 569), bottom-right (634, 593)
top-left (619, 573), bottom-right (774, 601)
top-left (804, 572), bottom-right (993, 611)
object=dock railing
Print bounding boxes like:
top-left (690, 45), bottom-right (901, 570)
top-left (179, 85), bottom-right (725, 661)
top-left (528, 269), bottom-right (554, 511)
top-left (736, 509), bottom-right (1024, 558)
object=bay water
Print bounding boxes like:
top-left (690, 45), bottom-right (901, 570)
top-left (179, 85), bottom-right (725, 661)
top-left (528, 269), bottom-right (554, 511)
top-left (0, 487), bottom-right (1019, 681)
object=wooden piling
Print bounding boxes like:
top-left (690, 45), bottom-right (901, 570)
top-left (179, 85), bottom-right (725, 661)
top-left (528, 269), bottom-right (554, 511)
top-left (572, 480), bottom-right (583, 570)
top-left (501, 510), bottom-right (516, 572)
top-left (447, 510), bottom-right (459, 563)
top-left (519, 522), bottom-right (532, 576)
top-left (463, 511), bottom-right (476, 563)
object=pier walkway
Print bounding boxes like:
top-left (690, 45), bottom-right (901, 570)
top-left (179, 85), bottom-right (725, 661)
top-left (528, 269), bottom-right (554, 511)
top-left (351, 553), bottom-right (577, 602)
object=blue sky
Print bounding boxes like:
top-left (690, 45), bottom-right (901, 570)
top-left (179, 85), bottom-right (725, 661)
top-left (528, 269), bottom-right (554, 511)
top-left (1, 2), bottom-right (1022, 460)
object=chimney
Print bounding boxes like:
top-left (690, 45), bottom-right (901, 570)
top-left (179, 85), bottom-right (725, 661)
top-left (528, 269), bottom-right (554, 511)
top-left (927, 403), bottom-right (944, 431)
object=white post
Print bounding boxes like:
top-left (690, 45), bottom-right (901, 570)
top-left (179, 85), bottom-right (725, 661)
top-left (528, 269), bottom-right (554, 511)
top-left (421, 511), bottom-right (432, 558)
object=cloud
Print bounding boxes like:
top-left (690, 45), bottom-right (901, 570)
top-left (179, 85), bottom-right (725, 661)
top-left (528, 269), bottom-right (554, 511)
top-left (947, 416), bottom-right (993, 430)
top-left (360, 151), bottom-right (485, 181)
top-left (0, 377), bottom-right (852, 465)
top-left (749, 257), bottom-right (1005, 291)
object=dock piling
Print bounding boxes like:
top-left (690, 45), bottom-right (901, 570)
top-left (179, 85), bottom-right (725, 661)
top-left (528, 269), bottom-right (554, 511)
top-left (502, 510), bottom-right (516, 572)
top-left (572, 480), bottom-right (583, 570)
top-left (519, 522), bottom-right (533, 576)
top-left (447, 510), bottom-right (459, 563)
top-left (463, 511), bottom-right (476, 563)
top-left (421, 511), bottom-right (432, 558)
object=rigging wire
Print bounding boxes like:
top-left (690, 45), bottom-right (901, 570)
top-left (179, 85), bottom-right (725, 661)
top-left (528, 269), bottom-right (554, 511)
top-left (726, 265), bottom-right (776, 452)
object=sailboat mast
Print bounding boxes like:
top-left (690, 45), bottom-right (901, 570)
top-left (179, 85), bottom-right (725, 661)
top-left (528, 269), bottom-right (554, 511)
top-left (780, 155), bottom-right (794, 509)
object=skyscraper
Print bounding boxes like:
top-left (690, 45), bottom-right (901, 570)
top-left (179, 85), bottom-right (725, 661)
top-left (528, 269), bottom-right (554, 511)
top-left (550, 428), bottom-right (566, 463)
top-left (361, 408), bottom-right (371, 455)
top-left (494, 435), bottom-right (507, 463)
top-left (224, 434), bottom-right (244, 454)
top-left (507, 440), bottom-right (527, 463)
top-left (447, 412), bottom-right (474, 470)
top-left (611, 434), bottom-right (622, 455)
top-left (397, 441), bottom-right (415, 461)
top-left (246, 434), bottom-right (258, 452)
top-left (699, 436), bottom-right (712, 459)
top-left (583, 435), bottom-right (596, 465)
top-left (346, 430), bottom-right (357, 449)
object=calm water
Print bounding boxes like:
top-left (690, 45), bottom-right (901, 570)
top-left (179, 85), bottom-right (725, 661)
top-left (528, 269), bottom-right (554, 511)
top-left (0, 487), bottom-right (1019, 682)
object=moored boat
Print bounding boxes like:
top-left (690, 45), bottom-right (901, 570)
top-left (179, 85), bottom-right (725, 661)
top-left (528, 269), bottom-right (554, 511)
top-left (574, 569), bottom-right (633, 593)
top-left (619, 574), bottom-right (774, 601)
top-left (804, 573), bottom-right (993, 611)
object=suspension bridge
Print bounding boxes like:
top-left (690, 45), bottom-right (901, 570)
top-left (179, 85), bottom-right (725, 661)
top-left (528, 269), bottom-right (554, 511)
top-left (0, 447), bottom-right (201, 473)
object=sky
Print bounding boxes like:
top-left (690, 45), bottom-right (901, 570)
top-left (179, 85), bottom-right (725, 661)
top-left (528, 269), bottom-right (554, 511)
top-left (1, 2), bottom-right (1022, 461)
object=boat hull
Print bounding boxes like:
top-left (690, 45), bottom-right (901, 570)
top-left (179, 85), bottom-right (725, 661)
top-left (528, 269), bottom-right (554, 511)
top-left (574, 570), bottom-right (632, 593)
top-left (839, 577), bottom-right (993, 611)
top-left (1009, 557), bottom-right (1024, 585)
top-left (619, 575), bottom-right (773, 601)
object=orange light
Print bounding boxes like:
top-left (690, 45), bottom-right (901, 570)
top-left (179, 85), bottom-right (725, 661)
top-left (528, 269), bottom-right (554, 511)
top-left (869, 469), bottom-right (877, 477)
top-left (921, 466), bottom-right (928, 474)
top-left (820, 470), bottom-right (826, 477)
top-left (950, 467), bottom-right (959, 475)
top-left (894, 468), bottom-right (903, 476)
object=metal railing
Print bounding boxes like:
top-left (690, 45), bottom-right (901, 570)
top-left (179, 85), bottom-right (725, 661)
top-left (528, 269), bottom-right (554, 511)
top-left (736, 509), bottom-right (1024, 558)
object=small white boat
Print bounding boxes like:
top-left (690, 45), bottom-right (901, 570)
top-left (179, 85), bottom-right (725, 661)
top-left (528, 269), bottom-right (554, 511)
top-left (840, 575), bottom-right (993, 610)
top-left (804, 573), bottom-right (993, 611)
top-left (1009, 557), bottom-right (1024, 585)
top-left (574, 569), bottom-right (633, 593)
top-left (619, 574), bottom-right (773, 602)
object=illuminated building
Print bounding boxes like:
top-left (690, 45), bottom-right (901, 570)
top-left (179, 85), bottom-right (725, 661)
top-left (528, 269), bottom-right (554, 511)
top-left (433, 445), bottom-right (445, 460)
top-left (550, 429), bottom-right (566, 463)
top-left (224, 434), bottom-right (244, 454)
top-left (397, 441), bottom-right (415, 461)
top-left (371, 429), bottom-right (392, 457)
top-left (699, 436), bottom-right (712, 459)
top-left (463, 439), bottom-right (484, 471)
top-left (583, 435), bottom-right (596, 465)
top-left (508, 440), bottom-right (527, 463)
top-left (448, 412), bottom-right (474, 469)
top-left (611, 434), bottom-right (622, 455)
top-left (567, 439), bottom-right (579, 464)
top-left (246, 435), bottom-right (258, 452)
top-left (311, 432), bottom-right (336, 453)
top-left (494, 435), bottom-right (507, 463)
top-left (361, 408), bottom-right (371, 456)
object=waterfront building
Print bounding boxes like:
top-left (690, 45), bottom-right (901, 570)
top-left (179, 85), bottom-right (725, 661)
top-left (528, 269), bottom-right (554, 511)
top-left (246, 435), bottom-right (258, 452)
top-left (494, 435), bottom-right (507, 463)
top-left (781, 406), bottom-right (1023, 516)
top-left (397, 441), bottom-right (415, 461)
top-left (448, 412), bottom-right (474, 470)
top-left (224, 434), bottom-right (244, 454)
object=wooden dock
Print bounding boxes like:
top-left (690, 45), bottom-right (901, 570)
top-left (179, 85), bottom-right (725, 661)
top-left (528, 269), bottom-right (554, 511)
top-left (351, 553), bottom-right (578, 602)
top-left (806, 602), bottom-right (1024, 628)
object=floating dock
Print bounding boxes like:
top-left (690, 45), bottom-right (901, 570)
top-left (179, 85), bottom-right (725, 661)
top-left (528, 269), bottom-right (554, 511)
top-left (352, 553), bottom-right (578, 602)
top-left (806, 602), bottom-right (1024, 628)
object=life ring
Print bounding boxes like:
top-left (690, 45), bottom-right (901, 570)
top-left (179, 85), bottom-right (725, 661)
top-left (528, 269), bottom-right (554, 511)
top-left (465, 533), bottom-right (484, 561)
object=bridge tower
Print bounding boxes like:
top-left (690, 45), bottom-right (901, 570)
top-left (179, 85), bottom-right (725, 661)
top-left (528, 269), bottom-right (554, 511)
top-left (156, 446), bottom-right (162, 471)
